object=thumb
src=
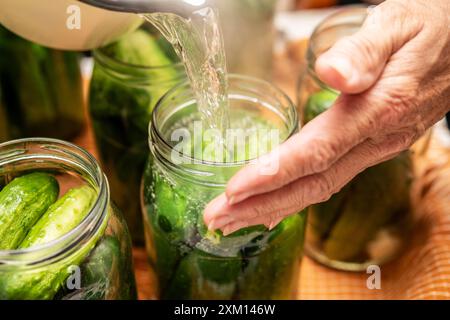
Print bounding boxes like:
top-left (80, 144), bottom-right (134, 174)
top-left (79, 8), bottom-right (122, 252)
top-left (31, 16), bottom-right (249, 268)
top-left (315, 3), bottom-right (416, 94)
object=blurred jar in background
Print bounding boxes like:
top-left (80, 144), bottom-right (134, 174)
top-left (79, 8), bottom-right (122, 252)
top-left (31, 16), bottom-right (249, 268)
top-left (297, 7), bottom-right (416, 271)
top-left (89, 26), bottom-right (186, 244)
top-left (0, 26), bottom-right (85, 142)
top-left (213, 0), bottom-right (277, 79)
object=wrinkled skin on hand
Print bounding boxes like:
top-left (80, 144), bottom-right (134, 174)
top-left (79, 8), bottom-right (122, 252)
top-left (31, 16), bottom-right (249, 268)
top-left (204, 0), bottom-right (450, 235)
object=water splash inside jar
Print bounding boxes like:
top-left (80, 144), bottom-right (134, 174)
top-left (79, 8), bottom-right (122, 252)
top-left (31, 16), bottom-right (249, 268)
top-left (143, 7), bottom-right (230, 133)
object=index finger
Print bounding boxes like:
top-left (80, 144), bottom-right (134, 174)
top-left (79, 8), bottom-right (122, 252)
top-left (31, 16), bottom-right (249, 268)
top-left (226, 94), bottom-right (377, 205)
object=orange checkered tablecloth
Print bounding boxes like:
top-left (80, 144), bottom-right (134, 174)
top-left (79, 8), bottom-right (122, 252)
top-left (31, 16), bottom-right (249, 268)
top-left (77, 39), bottom-right (450, 300)
top-left (298, 138), bottom-right (450, 299)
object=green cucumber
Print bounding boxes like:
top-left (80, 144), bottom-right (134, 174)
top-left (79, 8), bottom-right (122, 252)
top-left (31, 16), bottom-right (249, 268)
top-left (162, 253), bottom-right (195, 300)
top-left (20, 185), bottom-right (96, 248)
top-left (1, 186), bottom-right (105, 300)
top-left (307, 183), bottom-right (351, 245)
top-left (153, 170), bottom-right (190, 241)
top-left (322, 153), bottom-right (412, 262)
top-left (151, 228), bottom-right (183, 295)
top-left (192, 250), bottom-right (240, 300)
top-left (0, 172), bottom-right (59, 249)
top-left (238, 212), bottom-right (307, 300)
top-left (303, 89), bottom-right (338, 124)
top-left (102, 29), bottom-right (174, 68)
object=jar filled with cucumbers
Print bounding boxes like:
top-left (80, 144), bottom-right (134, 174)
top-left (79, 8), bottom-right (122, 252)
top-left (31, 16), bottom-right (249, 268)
top-left (0, 26), bottom-right (85, 141)
top-left (0, 138), bottom-right (137, 300)
top-left (297, 8), bottom-right (415, 271)
top-left (142, 76), bottom-right (307, 300)
top-left (89, 25), bottom-right (186, 244)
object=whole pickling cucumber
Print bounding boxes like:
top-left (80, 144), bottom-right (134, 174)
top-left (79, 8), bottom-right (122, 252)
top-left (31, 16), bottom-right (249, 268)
top-left (0, 172), bottom-right (59, 250)
top-left (164, 249), bottom-right (241, 300)
top-left (1, 186), bottom-right (98, 300)
top-left (322, 153), bottom-right (412, 262)
top-left (303, 89), bottom-right (338, 124)
top-left (20, 186), bottom-right (96, 248)
top-left (238, 212), bottom-right (307, 300)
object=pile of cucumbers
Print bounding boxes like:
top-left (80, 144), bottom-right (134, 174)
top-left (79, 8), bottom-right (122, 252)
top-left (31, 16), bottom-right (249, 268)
top-left (0, 172), bottom-right (135, 300)
top-left (304, 90), bottom-right (413, 263)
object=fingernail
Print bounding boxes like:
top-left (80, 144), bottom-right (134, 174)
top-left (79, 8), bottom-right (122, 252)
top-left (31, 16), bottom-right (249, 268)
top-left (269, 218), bottom-right (283, 230)
top-left (227, 193), bottom-right (250, 205)
top-left (222, 221), bottom-right (248, 236)
top-left (208, 215), bottom-right (235, 231)
top-left (327, 57), bottom-right (354, 82)
top-left (203, 194), bottom-right (228, 224)
top-left (269, 222), bottom-right (276, 230)
top-left (222, 226), bottom-right (232, 236)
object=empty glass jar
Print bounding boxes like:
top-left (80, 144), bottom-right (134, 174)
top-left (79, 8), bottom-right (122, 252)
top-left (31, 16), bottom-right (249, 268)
top-left (297, 7), bottom-right (415, 271)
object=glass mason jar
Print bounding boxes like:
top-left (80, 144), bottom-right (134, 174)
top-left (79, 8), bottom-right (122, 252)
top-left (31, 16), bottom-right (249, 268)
top-left (0, 26), bottom-right (85, 141)
top-left (297, 7), bottom-right (414, 271)
top-left (142, 75), bottom-right (307, 300)
top-left (213, 0), bottom-right (277, 79)
top-left (89, 28), bottom-right (186, 244)
top-left (0, 138), bottom-right (137, 300)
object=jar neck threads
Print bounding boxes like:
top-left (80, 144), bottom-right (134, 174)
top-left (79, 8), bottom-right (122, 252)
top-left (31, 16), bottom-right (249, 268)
top-left (305, 6), bottom-right (368, 89)
top-left (0, 138), bottom-right (109, 268)
top-left (149, 74), bottom-right (298, 187)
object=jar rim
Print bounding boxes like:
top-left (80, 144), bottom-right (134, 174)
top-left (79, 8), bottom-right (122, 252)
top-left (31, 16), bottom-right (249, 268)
top-left (0, 138), bottom-right (109, 267)
top-left (94, 44), bottom-right (184, 70)
top-left (307, 5), bottom-right (368, 72)
top-left (149, 74), bottom-right (298, 169)
top-left (93, 43), bottom-right (186, 84)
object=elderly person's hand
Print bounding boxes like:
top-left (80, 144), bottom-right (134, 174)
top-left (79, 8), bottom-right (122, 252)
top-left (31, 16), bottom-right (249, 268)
top-left (204, 0), bottom-right (450, 235)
